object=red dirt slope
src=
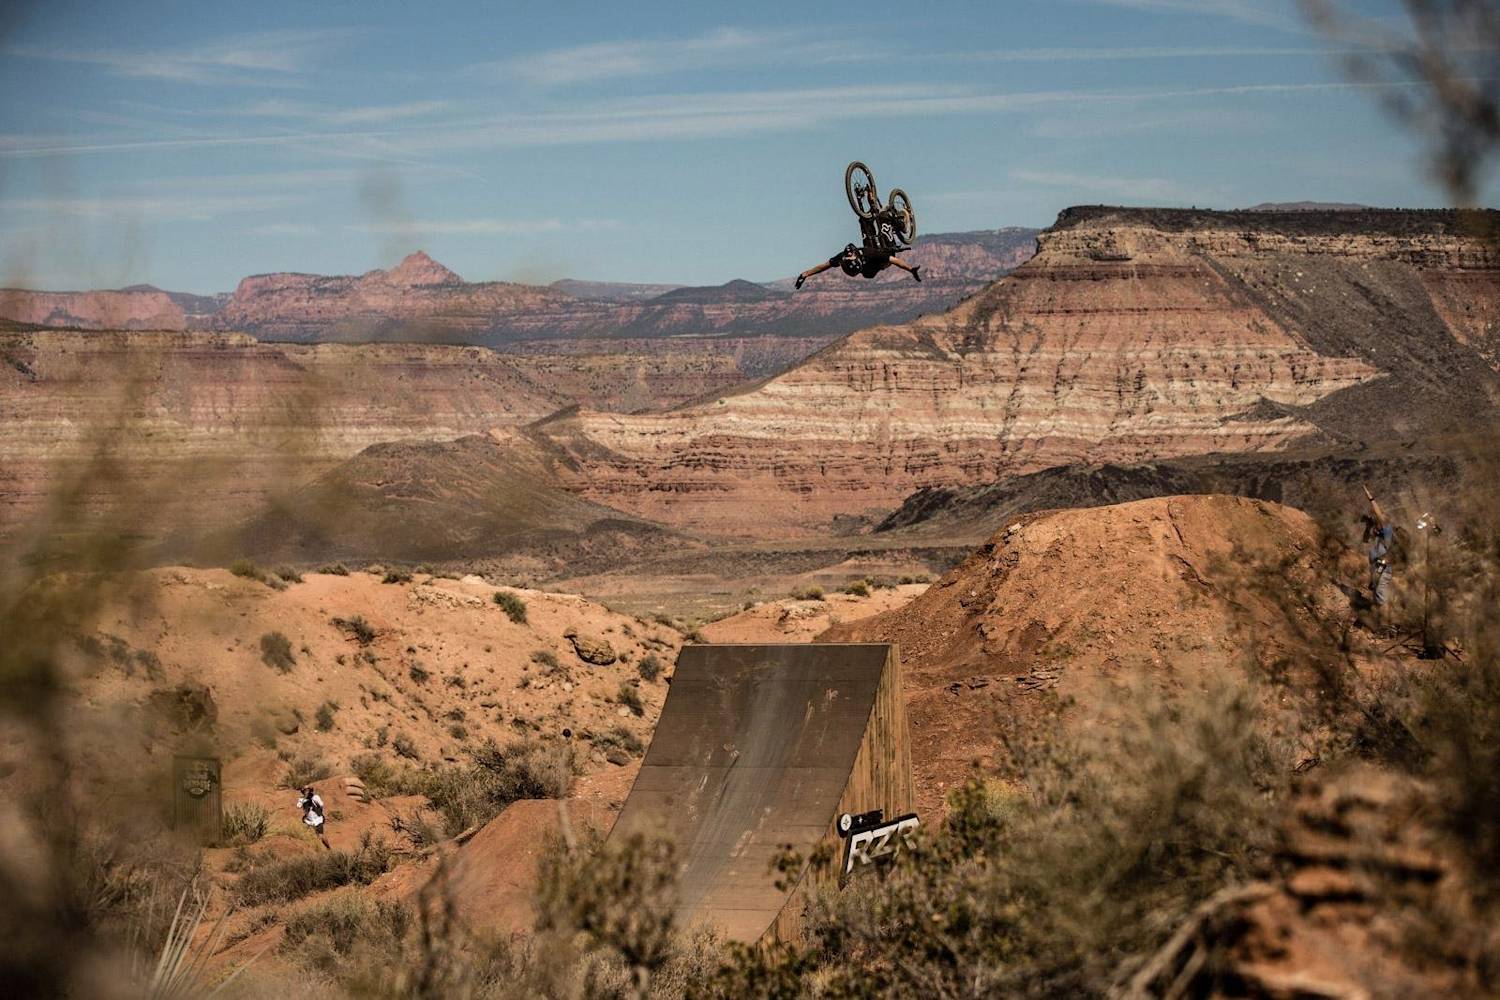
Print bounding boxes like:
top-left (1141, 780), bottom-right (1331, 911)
top-left (822, 495), bottom-right (1346, 816)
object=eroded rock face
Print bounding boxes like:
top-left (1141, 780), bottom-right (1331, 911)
top-left (532, 208), bottom-right (1499, 537)
top-left (0, 287), bottom-right (185, 330)
top-left (206, 233), bottom-right (1036, 344)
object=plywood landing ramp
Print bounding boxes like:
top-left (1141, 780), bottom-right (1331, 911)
top-left (609, 643), bottom-right (912, 944)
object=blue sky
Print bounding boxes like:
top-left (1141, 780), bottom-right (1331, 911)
top-left (0, 0), bottom-right (1485, 292)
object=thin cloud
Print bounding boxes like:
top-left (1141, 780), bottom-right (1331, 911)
top-left (5, 28), bottom-right (359, 86)
top-left (1009, 168), bottom-right (1222, 204)
top-left (236, 99), bottom-right (451, 125)
top-left (487, 27), bottom-right (867, 85)
top-left (938, 45), bottom-right (1350, 63)
top-left (250, 222), bottom-right (318, 236)
top-left (0, 78), bottom-right (1427, 161)
top-left (351, 218), bottom-right (619, 236)
top-left (2, 193), bottom-right (298, 221)
top-left (1085, 0), bottom-right (1307, 33)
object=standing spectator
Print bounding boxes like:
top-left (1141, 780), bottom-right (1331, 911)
top-left (299, 785), bottom-right (330, 850)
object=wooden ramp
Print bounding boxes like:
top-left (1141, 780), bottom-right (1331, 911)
top-left (608, 643), bottom-right (912, 944)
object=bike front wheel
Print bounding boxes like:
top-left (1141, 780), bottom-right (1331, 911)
top-left (888, 188), bottom-right (916, 243)
top-left (845, 161), bottom-right (878, 219)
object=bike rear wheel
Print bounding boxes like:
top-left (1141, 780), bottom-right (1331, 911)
top-left (845, 161), bottom-right (877, 219)
top-left (888, 188), bottom-right (916, 243)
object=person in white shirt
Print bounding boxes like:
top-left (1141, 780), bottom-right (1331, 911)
top-left (299, 785), bottom-right (331, 850)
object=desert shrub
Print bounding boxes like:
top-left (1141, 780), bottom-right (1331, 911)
top-left (704, 675), bottom-right (1286, 997)
top-left (392, 735), bottom-right (419, 760)
top-left (638, 653), bottom-right (662, 682)
top-left (280, 895), bottom-right (411, 967)
top-left (493, 590), bottom-right (528, 624)
top-left (272, 565), bottom-right (302, 584)
top-left (591, 726), bottom-right (645, 765)
top-left (616, 682), bottom-right (644, 717)
top-left (382, 569), bottom-right (412, 585)
top-left (132, 648), bottom-right (162, 679)
top-left (280, 755), bottom-right (333, 789)
top-left (233, 837), bottom-right (394, 907)
top-left (531, 649), bottom-right (560, 672)
top-left (331, 615), bottom-right (375, 645)
top-left (259, 632), bottom-right (295, 673)
top-left (448, 723), bottom-right (468, 741)
top-left (791, 585), bottom-right (824, 601)
top-left (230, 558), bottom-right (262, 580)
top-left (389, 809), bottom-right (445, 851)
top-left (314, 701), bottom-right (338, 732)
top-left (317, 562), bottom-right (349, 576)
top-left (354, 738), bottom-right (571, 837)
top-left (842, 579), bottom-right (871, 597)
top-left (535, 831), bottom-right (680, 997)
top-left (407, 663), bottom-right (429, 685)
top-left (221, 803), bottom-right (270, 846)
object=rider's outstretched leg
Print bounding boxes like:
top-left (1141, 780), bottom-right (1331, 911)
top-left (888, 256), bottom-right (922, 283)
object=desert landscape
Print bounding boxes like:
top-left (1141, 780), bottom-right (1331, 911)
top-left (4, 2), bottom-right (1500, 998)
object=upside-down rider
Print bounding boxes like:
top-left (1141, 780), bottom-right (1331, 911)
top-left (795, 162), bottom-right (922, 288)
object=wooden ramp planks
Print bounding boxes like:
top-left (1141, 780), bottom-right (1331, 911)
top-left (609, 643), bottom-right (913, 945)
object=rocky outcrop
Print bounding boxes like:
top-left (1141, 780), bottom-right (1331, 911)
top-left (529, 208), bottom-right (1499, 537)
top-left (213, 251), bottom-right (577, 341)
top-left (0, 287), bottom-right (186, 330)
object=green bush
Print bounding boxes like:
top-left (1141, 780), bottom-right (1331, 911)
top-left (791, 585), bottom-right (825, 601)
top-left (531, 649), bottom-right (559, 671)
top-left (230, 558), bottom-right (262, 579)
top-left (318, 562), bottom-right (350, 576)
top-left (493, 590), bottom-right (528, 624)
top-left (637, 653), bottom-right (662, 682)
top-left (392, 734), bottom-right (419, 760)
top-left (259, 631), bottom-right (295, 672)
top-left (382, 569), bottom-right (412, 585)
top-left (221, 803), bottom-right (270, 845)
top-left (408, 663), bottom-right (429, 685)
top-left (233, 837), bottom-right (394, 907)
top-left (273, 565), bottom-right (303, 583)
top-left (842, 580), bottom-right (871, 597)
top-left (315, 701), bottom-right (338, 732)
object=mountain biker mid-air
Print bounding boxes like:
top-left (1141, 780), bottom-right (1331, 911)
top-left (795, 162), bottom-right (921, 289)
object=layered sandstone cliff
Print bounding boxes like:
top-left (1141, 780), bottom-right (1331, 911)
top-left (209, 231), bottom-right (1036, 343)
top-left (0, 287), bottom-right (186, 330)
top-left (0, 331), bottom-right (575, 543)
top-left (529, 208), bottom-right (1499, 537)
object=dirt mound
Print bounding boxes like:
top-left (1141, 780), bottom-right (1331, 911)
top-left (822, 495), bottom-right (1346, 816)
top-left (221, 433), bottom-right (688, 573)
top-left (415, 798), bottom-right (614, 935)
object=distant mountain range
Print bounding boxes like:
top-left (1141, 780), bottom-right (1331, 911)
top-left (0, 228), bottom-right (1039, 343)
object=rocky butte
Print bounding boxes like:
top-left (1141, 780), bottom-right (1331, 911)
top-left (527, 207), bottom-right (1500, 537)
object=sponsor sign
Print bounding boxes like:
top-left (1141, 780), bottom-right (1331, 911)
top-left (839, 810), bottom-right (920, 875)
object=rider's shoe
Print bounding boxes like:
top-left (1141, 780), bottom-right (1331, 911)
top-left (912, 265), bottom-right (922, 283)
top-left (795, 274), bottom-right (806, 290)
